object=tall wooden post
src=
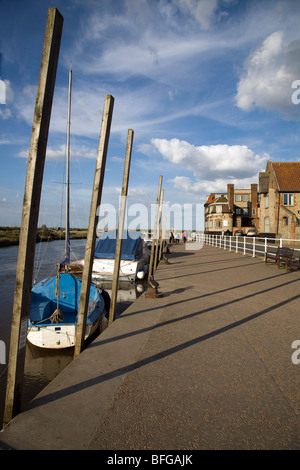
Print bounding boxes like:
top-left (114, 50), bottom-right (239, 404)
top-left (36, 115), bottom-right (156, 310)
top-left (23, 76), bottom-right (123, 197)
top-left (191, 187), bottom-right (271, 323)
top-left (148, 175), bottom-right (162, 280)
top-left (159, 214), bottom-right (167, 261)
top-left (74, 95), bottom-right (114, 358)
top-left (108, 129), bottom-right (134, 325)
top-left (154, 189), bottom-right (164, 274)
top-left (3, 8), bottom-right (63, 427)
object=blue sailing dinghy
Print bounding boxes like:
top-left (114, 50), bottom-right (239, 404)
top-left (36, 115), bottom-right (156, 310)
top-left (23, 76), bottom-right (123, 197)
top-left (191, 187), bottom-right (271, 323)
top-left (28, 273), bottom-right (106, 349)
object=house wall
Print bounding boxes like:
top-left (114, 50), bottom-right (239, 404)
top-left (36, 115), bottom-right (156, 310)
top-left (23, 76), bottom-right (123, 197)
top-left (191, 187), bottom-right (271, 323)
top-left (258, 162), bottom-right (300, 239)
top-left (259, 188), bottom-right (278, 234)
top-left (205, 206), bottom-right (233, 233)
top-left (277, 193), bottom-right (300, 239)
top-left (204, 184), bottom-right (257, 234)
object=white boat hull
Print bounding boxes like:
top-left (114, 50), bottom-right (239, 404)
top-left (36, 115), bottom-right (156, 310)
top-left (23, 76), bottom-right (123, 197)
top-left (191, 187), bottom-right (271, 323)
top-left (27, 318), bottom-right (102, 349)
top-left (91, 259), bottom-right (141, 282)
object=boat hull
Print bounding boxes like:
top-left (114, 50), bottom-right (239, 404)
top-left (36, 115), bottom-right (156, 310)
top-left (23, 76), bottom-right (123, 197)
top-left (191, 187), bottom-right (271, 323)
top-left (91, 259), bottom-right (141, 282)
top-left (27, 321), bottom-right (100, 349)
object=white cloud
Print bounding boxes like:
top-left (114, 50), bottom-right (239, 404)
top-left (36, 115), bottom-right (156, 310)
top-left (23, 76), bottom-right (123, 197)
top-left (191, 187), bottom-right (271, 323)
top-left (236, 31), bottom-right (300, 118)
top-left (151, 138), bottom-right (268, 181)
top-left (151, 137), bottom-right (268, 198)
top-left (0, 108), bottom-right (11, 119)
top-left (169, 175), bottom-right (258, 195)
top-left (17, 144), bottom-right (97, 160)
top-left (174, 0), bottom-right (219, 30)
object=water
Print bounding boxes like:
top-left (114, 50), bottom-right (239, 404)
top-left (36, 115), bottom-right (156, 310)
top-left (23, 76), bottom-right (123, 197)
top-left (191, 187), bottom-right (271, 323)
top-left (0, 238), bottom-right (144, 428)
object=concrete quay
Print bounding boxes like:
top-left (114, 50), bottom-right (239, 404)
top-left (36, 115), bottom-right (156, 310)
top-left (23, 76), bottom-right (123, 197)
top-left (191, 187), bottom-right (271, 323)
top-left (1, 243), bottom-right (300, 450)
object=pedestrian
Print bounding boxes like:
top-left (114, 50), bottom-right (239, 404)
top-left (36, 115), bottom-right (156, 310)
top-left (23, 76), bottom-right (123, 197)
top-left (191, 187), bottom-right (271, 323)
top-left (182, 230), bottom-right (187, 243)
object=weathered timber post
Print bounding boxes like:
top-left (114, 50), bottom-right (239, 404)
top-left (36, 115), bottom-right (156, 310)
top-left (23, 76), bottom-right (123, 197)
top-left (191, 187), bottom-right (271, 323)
top-left (3, 8), bottom-right (63, 427)
top-left (154, 188), bottom-right (164, 274)
top-left (74, 95), bottom-right (114, 358)
top-left (108, 129), bottom-right (134, 325)
top-left (148, 175), bottom-right (163, 280)
top-left (159, 213), bottom-right (167, 261)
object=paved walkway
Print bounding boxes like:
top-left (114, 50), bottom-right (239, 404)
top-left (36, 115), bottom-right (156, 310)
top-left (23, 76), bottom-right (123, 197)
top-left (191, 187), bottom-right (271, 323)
top-left (1, 243), bottom-right (300, 450)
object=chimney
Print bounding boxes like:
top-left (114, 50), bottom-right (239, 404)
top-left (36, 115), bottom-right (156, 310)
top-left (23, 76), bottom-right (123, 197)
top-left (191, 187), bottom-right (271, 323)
top-left (227, 184), bottom-right (234, 211)
top-left (251, 183), bottom-right (258, 228)
top-left (251, 184), bottom-right (258, 209)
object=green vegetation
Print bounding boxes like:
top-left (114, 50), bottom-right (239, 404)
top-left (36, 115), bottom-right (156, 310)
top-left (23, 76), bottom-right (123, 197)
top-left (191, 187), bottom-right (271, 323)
top-left (0, 226), bottom-right (88, 248)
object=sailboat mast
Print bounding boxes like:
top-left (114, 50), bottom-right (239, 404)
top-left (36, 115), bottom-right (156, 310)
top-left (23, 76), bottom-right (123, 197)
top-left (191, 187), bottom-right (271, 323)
top-left (65, 64), bottom-right (72, 265)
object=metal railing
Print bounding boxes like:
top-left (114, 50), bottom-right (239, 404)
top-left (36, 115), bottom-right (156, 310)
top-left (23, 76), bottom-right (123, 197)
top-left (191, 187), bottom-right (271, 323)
top-left (203, 234), bottom-right (300, 260)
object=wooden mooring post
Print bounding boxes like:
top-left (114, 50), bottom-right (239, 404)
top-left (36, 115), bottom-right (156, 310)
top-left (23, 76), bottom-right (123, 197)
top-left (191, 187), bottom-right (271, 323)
top-left (154, 188), bottom-right (164, 274)
top-left (148, 175), bottom-right (163, 280)
top-left (108, 129), bottom-right (134, 325)
top-left (145, 175), bottom-right (164, 298)
top-left (74, 95), bottom-right (114, 359)
top-left (3, 8), bottom-right (63, 427)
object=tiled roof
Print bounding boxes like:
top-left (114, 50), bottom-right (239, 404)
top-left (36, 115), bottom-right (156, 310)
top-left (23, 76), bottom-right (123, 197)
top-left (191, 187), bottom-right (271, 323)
top-left (271, 162), bottom-right (300, 191)
top-left (215, 196), bottom-right (228, 203)
top-left (204, 194), bottom-right (216, 206)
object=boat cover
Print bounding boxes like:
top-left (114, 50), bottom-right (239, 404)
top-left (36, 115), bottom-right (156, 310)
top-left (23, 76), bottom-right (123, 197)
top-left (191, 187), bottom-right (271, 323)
top-left (30, 273), bottom-right (103, 325)
top-left (94, 230), bottom-right (144, 261)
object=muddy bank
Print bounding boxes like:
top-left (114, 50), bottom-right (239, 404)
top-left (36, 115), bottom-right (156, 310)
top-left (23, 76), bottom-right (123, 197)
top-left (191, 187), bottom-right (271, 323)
top-left (0, 227), bottom-right (87, 247)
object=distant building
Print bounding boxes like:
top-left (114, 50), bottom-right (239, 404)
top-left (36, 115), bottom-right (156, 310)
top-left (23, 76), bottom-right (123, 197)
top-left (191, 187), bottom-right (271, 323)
top-left (258, 161), bottom-right (300, 239)
top-left (204, 183), bottom-right (258, 235)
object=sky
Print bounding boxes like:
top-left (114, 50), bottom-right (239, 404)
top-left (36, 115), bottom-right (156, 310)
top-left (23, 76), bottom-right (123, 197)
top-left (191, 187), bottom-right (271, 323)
top-left (0, 0), bottom-right (300, 230)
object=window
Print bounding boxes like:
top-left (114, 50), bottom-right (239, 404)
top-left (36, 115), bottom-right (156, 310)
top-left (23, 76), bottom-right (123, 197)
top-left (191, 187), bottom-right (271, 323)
top-left (236, 208), bottom-right (242, 215)
top-left (215, 220), bottom-right (222, 228)
top-left (243, 195), bottom-right (249, 201)
top-left (283, 193), bottom-right (294, 206)
top-left (235, 195), bottom-right (241, 201)
top-left (209, 220), bottom-right (213, 228)
top-left (216, 205), bottom-right (222, 213)
top-left (265, 196), bottom-right (269, 208)
top-left (264, 217), bottom-right (270, 233)
top-left (283, 217), bottom-right (288, 226)
top-left (243, 209), bottom-right (248, 215)
top-left (253, 208), bottom-right (256, 215)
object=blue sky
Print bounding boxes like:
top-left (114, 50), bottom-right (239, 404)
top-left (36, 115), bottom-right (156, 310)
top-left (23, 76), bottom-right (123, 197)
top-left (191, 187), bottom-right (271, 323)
top-left (0, 0), bottom-right (300, 229)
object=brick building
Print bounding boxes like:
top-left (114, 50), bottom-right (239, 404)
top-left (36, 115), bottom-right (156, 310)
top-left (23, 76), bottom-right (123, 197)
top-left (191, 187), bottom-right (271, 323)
top-left (258, 161), bottom-right (300, 239)
top-left (204, 183), bottom-right (258, 235)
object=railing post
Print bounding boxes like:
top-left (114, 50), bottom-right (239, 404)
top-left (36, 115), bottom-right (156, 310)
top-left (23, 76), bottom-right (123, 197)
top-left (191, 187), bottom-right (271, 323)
top-left (229, 236), bottom-right (232, 252)
top-left (252, 237), bottom-right (256, 257)
top-left (236, 235), bottom-right (238, 253)
top-left (243, 236), bottom-right (246, 255)
top-left (264, 237), bottom-right (267, 255)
